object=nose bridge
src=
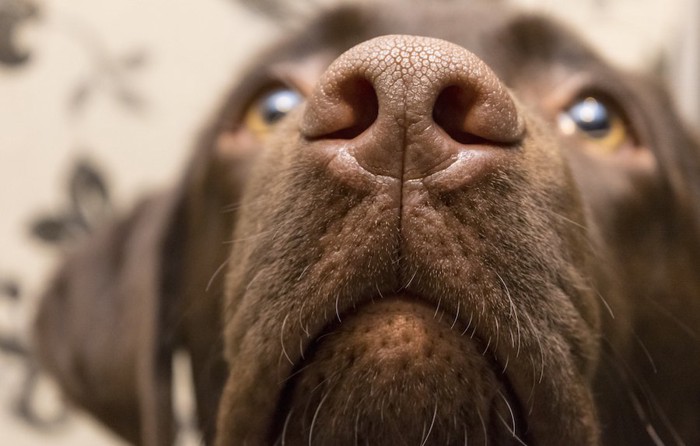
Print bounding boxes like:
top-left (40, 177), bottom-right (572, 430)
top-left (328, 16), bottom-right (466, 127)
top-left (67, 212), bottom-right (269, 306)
top-left (301, 34), bottom-right (523, 181)
top-left (373, 35), bottom-right (522, 141)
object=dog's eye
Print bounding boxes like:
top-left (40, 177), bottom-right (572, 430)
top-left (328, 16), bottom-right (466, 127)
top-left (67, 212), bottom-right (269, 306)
top-left (244, 87), bottom-right (303, 137)
top-left (558, 97), bottom-right (628, 152)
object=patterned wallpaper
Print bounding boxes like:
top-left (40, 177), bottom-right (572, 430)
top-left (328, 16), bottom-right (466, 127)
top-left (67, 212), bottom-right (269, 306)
top-left (0, 1), bottom-right (272, 444)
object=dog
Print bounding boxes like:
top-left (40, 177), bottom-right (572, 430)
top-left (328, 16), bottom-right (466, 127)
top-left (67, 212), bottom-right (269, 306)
top-left (32, 1), bottom-right (700, 445)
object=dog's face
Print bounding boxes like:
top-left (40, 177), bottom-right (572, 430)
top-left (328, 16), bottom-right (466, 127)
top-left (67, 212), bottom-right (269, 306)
top-left (185, 2), bottom-right (700, 445)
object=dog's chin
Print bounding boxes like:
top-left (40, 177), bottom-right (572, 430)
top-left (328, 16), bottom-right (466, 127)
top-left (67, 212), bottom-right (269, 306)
top-left (271, 296), bottom-right (527, 445)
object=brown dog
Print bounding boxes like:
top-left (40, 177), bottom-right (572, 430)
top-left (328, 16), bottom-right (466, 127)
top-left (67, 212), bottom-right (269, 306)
top-left (33, 1), bottom-right (700, 445)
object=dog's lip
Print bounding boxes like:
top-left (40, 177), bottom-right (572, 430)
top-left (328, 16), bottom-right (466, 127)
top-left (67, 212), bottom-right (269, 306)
top-left (271, 292), bottom-right (531, 444)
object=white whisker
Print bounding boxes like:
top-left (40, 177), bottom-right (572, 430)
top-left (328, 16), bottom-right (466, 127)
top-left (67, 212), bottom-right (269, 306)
top-left (420, 403), bottom-right (438, 446)
top-left (308, 391), bottom-right (331, 446)
top-left (495, 271), bottom-right (521, 357)
top-left (477, 409), bottom-right (488, 446)
top-left (451, 301), bottom-right (461, 330)
top-left (280, 314), bottom-right (294, 366)
top-left (206, 256), bottom-right (231, 292)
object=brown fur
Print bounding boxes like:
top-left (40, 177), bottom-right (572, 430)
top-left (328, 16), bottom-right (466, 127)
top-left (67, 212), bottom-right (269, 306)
top-left (33, 1), bottom-right (700, 445)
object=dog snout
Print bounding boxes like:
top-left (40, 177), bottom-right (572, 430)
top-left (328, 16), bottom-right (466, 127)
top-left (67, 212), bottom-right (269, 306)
top-left (302, 34), bottom-right (524, 181)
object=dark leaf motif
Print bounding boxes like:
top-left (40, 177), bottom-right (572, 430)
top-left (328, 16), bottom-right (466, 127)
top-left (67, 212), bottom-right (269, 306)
top-left (234, 0), bottom-right (316, 21)
top-left (0, 336), bottom-right (25, 355)
top-left (67, 79), bottom-right (94, 115)
top-left (121, 49), bottom-right (149, 70)
top-left (67, 48), bottom-right (149, 114)
top-left (233, 0), bottom-right (470, 21)
top-left (29, 158), bottom-right (112, 246)
top-left (113, 48), bottom-right (149, 111)
top-left (0, 277), bottom-right (20, 300)
top-left (115, 84), bottom-right (144, 111)
top-left (69, 159), bottom-right (111, 229)
top-left (29, 214), bottom-right (86, 245)
top-left (0, 0), bottom-right (39, 67)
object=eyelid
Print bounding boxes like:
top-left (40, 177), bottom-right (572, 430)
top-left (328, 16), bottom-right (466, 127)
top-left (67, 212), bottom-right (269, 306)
top-left (266, 54), bottom-right (332, 97)
top-left (542, 72), bottom-right (628, 115)
top-left (541, 73), bottom-right (595, 112)
top-left (226, 54), bottom-right (331, 132)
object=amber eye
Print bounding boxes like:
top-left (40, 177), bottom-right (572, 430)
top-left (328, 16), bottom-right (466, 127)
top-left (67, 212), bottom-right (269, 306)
top-left (243, 87), bottom-right (303, 137)
top-left (558, 97), bottom-right (628, 152)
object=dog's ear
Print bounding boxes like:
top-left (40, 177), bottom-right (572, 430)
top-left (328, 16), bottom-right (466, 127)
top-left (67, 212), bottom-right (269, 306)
top-left (155, 107), bottom-right (260, 440)
top-left (32, 120), bottom-right (255, 443)
top-left (32, 188), bottom-right (181, 444)
top-left (633, 76), bottom-right (700, 234)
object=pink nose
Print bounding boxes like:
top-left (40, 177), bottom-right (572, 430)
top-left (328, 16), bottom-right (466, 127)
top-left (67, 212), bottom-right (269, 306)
top-left (301, 34), bottom-right (524, 180)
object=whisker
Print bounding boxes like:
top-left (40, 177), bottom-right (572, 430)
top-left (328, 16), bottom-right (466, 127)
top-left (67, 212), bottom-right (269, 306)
top-left (376, 283), bottom-right (385, 299)
top-left (602, 341), bottom-right (686, 446)
top-left (245, 270), bottom-right (265, 292)
top-left (223, 228), bottom-right (277, 245)
top-left (482, 336), bottom-right (491, 355)
top-left (280, 407), bottom-right (294, 446)
top-left (206, 256), bottom-right (231, 292)
top-left (308, 392), bottom-right (331, 446)
top-left (523, 311), bottom-right (545, 384)
top-left (543, 208), bottom-right (587, 232)
top-left (280, 314), bottom-right (294, 366)
top-left (434, 296), bottom-right (442, 318)
top-left (298, 296), bottom-right (311, 338)
top-left (640, 295), bottom-right (699, 341)
top-left (477, 409), bottom-right (488, 446)
top-left (495, 271), bottom-right (522, 356)
top-left (493, 317), bottom-right (500, 351)
top-left (419, 403), bottom-right (438, 446)
top-left (461, 313), bottom-right (474, 336)
top-left (498, 390), bottom-right (517, 437)
top-left (451, 301), bottom-right (461, 330)
top-left (595, 287), bottom-right (616, 319)
top-left (335, 294), bottom-right (342, 323)
top-left (632, 331), bottom-right (658, 374)
top-left (495, 412), bottom-right (528, 446)
top-left (403, 269), bottom-right (418, 290)
top-left (280, 362), bottom-right (313, 384)
top-left (297, 264), bottom-right (311, 281)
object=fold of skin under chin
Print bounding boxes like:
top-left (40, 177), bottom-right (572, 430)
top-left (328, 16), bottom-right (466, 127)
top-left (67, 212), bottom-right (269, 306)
top-left (271, 298), bottom-right (526, 446)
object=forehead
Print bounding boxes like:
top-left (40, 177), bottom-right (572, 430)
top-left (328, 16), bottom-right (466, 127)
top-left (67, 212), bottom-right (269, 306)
top-left (267, 1), bottom-right (608, 85)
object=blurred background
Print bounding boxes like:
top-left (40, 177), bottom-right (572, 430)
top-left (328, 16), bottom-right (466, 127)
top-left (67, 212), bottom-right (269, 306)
top-left (1, 0), bottom-right (698, 444)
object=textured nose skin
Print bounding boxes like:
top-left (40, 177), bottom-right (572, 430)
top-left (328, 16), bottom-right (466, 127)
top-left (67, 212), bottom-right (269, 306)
top-left (301, 35), bottom-right (524, 180)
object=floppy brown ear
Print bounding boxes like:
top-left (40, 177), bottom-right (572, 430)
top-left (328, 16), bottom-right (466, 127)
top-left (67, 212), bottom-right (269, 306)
top-left (155, 103), bottom-right (262, 441)
top-left (33, 188), bottom-right (181, 445)
top-left (631, 76), bottom-right (700, 233)
top-left (32, 76), bottom-right (260, 445)
top-left (594, 75), bottom-right (700, 444)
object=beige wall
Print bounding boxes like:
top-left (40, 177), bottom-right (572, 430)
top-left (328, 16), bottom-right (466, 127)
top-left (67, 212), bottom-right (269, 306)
top-left (1, 1), bottom-right (271, 444)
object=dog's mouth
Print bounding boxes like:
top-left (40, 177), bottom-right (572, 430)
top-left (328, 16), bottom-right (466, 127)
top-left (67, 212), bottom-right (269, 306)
top-left (269, 295), bottom-right (529, 445)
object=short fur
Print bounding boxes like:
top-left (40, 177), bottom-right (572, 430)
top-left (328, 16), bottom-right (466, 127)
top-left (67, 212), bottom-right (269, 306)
top-left (33, 1), bottom-right (700, 445)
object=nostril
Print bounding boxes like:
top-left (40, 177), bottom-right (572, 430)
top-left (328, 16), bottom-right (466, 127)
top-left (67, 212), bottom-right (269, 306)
top-left (307, 77), bottom-right (378, 140)
top-left (433, 84), bottom-right (524, 146)
top-left (432, 86), bottom-right (492, 146)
